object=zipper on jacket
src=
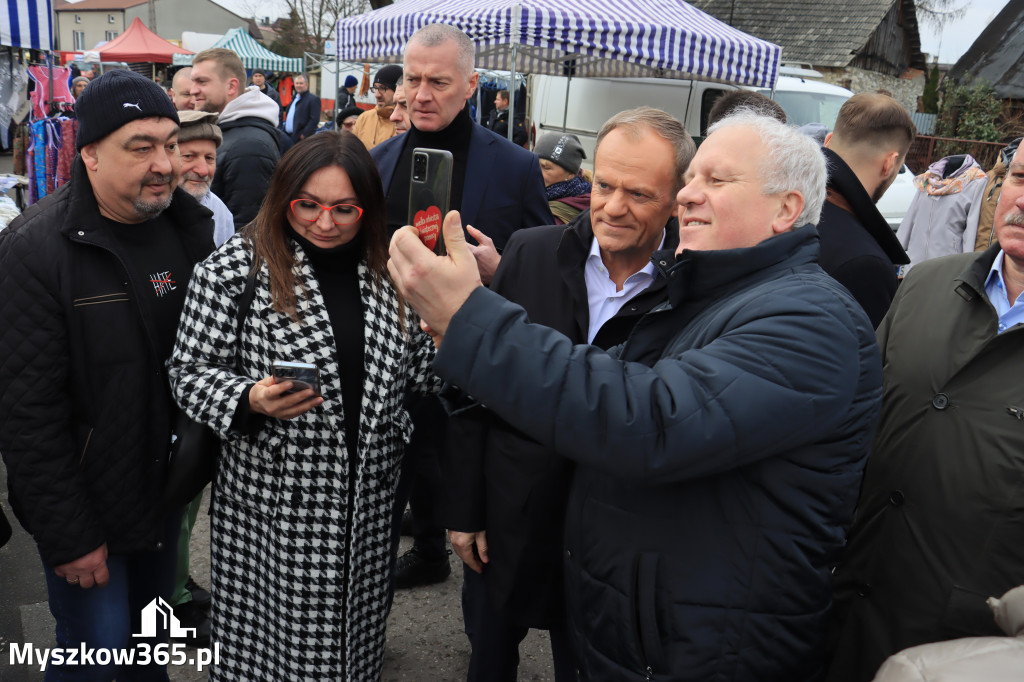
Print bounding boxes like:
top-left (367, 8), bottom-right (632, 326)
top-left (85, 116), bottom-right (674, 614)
top-left (1009, 407), bottom-right (1024, 421)
top-left (645, 665), bottom-right (654, 681)
top-left (78, 427), bottom-right (94, 466)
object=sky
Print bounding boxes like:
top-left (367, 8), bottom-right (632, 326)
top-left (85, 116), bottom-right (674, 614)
top-left (917, 0), bottom-right (1012, 64)
top-left (212, 0), bottom-right (1008, 66)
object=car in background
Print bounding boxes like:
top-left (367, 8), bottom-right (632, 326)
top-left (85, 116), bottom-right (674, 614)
top-left (876, 164), bottom-right (918, 231)
top-left (527, 69), bottom-right (855, 169)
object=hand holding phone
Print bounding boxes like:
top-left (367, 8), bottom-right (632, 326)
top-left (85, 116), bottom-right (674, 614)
top-left (271, 361), bottom-right (322, 397)
top-left (408, 148), bottom-right (453, 255)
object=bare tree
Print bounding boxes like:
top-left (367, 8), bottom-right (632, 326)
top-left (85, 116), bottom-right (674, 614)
top-left (915, 0), bottom-right (968, 30)
top-left (285, 0), bottom-right (372, 54)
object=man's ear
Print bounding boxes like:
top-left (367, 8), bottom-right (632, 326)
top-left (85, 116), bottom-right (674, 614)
top-left (228, 78), bottom-right (240, 98)
top-left (823, 131), bottom-right (834, 148)
top-left (465, 71), bottom-right (480, 100)
top-left (772, 190), bottom-right (805, 233)
top-left (81, 143), bottom-right (100, 171)
top-left (880, 150), bottom-right (900, 182)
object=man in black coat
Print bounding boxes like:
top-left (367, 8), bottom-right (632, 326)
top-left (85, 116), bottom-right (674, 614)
top-left (439, 108), bottom-right (693, 681)
top-left (818, 93), bottom-right (914, 326)
top-left (371, 24), bottom-right (552, 592)
top-left (250, 68), bottom-right (280, 108)
top-left (191, 48), bottom-right (281, 231)
top-left (485, 89), bottom-right (527, 146)
top-left (280, 73), bottom-right (322, 150)
top-left (0, 70), bottom-right (214, 678)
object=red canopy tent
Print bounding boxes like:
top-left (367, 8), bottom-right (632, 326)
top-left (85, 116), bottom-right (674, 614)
top-left (98, 17), bottom-right (192, 63)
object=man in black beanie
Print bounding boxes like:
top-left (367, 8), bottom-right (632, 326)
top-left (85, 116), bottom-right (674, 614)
top-left (0, 68), bottom-right (215, 679)
top-left (353, 63), bottom-right (403, 149)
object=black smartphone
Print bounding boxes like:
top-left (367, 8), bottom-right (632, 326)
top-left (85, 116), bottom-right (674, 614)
top-left (408, 148), bottom-right (453, 256)
top-left (271, 361), bottom-right (321, 397)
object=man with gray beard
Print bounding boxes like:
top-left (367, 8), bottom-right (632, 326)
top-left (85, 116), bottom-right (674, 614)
top-left (0, 69), bottom-right (214, 680)
top-left (177, 110), bottom-right (234, 246)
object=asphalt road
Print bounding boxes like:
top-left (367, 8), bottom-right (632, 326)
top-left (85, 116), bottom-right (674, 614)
top-left (1, 474), bottom-right (556, 682)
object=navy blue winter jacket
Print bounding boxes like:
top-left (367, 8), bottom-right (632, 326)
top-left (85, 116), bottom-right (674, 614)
top-left (435, 225), bottom-right (883, 681)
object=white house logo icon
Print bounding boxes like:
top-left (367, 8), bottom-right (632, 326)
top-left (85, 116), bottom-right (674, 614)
top-left (133, 597), bottom-right (196, 638)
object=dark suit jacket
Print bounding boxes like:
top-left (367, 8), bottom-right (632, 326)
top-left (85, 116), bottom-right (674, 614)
top-left (438, 210), bottom-right (678, 628)
top-left (370, 123), bottom-right (552, 249)
top-left (818, 147), bottom-right (909, 328)
top-left (486, 108), bottom-right (527, 146)
top-left (282, 91), bottom-right (321, 146)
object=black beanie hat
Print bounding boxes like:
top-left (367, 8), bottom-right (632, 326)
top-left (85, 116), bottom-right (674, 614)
top-left (373, 64), bottom-right (403, 91)
top-left (75, 69), bottom-right (179, 150)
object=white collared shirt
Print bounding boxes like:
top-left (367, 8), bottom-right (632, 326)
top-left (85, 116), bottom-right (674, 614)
top-left (583, 230), bottom-right (665, 343)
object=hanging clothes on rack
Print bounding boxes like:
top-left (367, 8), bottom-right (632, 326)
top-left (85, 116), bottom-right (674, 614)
top-left (26, 117), bottom-right (77, 203)
top-left (0, 49), bottom-right (29, 147)
top-left (28, 65), bottom-right (74, 121)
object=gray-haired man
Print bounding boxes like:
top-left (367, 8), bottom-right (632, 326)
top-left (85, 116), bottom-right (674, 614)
top-left (388, 111), bottom-right (883, 679)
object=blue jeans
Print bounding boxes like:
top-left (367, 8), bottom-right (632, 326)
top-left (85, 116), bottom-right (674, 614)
top-left (42, 512), bottom-right (181, 681)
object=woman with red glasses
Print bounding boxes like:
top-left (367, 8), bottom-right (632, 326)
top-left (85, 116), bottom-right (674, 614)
top-left (168, 131), bottom-right (438, 681)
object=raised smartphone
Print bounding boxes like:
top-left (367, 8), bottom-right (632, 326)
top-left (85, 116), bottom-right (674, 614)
top-left (407, 148), bottom-right (453, 255)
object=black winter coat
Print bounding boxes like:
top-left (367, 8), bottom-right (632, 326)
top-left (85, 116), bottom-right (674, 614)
top-left (0, 158), bottom-right (214, 566)
top-left (438, 210), bottom-right (678, 628)
top-left (213, 116), bottom-right (281, 230)
top-left (435, 226), bottom-right (883, 680)
top-left (818, 147), bottom-right (909, 327)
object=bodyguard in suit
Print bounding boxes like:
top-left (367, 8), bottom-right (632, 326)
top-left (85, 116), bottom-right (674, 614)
top-left (280, 73), bottom-right (321, 151)
top-left (370, 23), bottom-right (552, 592)
top-left (371, 24), bottom-right (551, 281)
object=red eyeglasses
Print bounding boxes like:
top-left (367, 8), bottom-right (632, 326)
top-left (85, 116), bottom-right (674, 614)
top-left (289, 199), bottom-right (363, 226)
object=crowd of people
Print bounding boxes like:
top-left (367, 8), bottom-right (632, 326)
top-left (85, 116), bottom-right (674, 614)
top-left (2, 19), bottom-right (1023, 682)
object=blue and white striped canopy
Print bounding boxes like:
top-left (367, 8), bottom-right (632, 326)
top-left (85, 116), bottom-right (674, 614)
top-left (3, 0), bottom-right (52, 51)
top-left (336, 0), bottom-right (780, 88)
top-left (211, 28), bottom-right (305, 74)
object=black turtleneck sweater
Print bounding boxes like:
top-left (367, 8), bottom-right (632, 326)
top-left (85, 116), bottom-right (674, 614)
top-left (386, 104), bottom-right (474, 234)
top-left (287, 226), bottom-right (365, 452)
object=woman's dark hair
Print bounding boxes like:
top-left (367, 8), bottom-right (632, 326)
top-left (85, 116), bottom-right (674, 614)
top-left (245, 131), bottom-right (397, 320)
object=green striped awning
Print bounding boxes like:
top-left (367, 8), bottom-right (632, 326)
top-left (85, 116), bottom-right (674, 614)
top-left (211, 27), bottom-right (304, 73)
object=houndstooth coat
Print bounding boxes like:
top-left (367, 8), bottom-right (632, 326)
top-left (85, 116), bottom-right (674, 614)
top-left (168, 234), bottom-right (438, 681)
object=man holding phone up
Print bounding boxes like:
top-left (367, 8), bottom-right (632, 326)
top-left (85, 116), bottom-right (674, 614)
top-left (370, 23), bottom-right (552, 590)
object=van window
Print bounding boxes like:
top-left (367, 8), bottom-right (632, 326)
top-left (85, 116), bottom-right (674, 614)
top-left (758, 90), bottom-right (848, 129)
top-left (700, 89), bottom-right (728, 137)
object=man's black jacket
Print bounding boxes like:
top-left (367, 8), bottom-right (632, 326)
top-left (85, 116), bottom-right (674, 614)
top-left (818, 147), bottom-right (909, 327)
top-left (0, 158), bottom-right (214, 565)
top-left (438, 209), bottom-right (678, 628)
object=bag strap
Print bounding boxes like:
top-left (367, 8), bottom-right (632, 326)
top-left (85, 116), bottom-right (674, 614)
top-left (236, 264), bottom-right (257, 334)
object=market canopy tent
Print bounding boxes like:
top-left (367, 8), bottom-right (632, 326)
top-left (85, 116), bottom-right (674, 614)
top-left (211, 28), bottom-right (304, 73)
top-left (335, 0), bottom-right (781, 87)
top-left (3, 0), bottom-right (52, 51)
top-left (96, 17), bottom-right (191, 63)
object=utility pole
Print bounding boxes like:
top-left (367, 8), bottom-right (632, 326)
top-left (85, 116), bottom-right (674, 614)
top-left (148, 0), bottom-right (157, 33)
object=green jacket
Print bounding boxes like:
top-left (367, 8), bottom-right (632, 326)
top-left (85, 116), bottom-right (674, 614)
top-left (827, 245), bottom-right (1024, 682)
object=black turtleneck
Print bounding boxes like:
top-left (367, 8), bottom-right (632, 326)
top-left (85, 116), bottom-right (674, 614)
top-left (386, 104), bottom-right (474, 234)
top-left (287, 225), bottom-right (366, 452)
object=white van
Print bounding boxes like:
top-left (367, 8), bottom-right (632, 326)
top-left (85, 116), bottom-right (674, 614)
top-left (527, 70), bottom-right (853, 169)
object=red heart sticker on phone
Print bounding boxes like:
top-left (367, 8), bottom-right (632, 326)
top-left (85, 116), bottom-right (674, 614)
top-left (414, 206), bottom-right (442, 250)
